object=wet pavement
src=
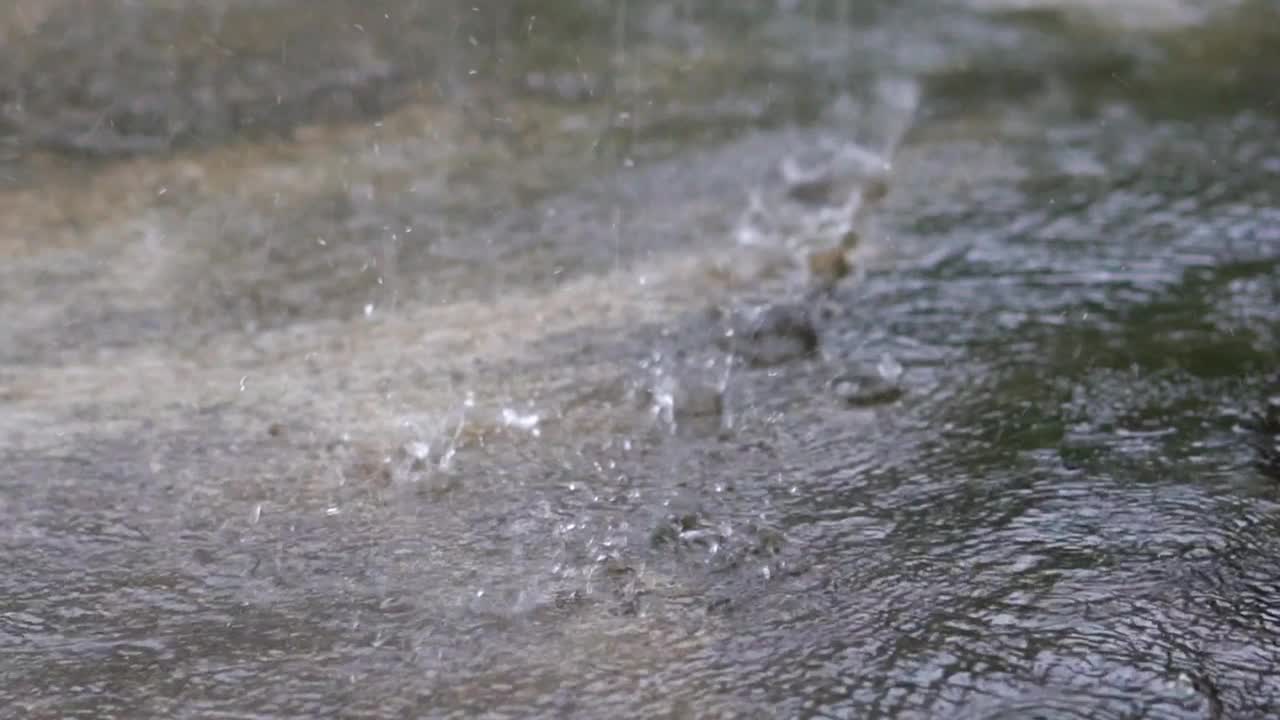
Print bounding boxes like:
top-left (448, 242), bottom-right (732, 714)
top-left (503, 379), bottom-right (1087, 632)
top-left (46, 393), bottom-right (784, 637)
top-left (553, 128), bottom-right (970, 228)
top-left (2, 1), bottom-right (1279, 718)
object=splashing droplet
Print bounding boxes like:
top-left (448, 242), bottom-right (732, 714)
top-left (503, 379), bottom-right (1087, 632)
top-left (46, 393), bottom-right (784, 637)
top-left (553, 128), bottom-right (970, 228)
top-left (408, 441), bottom-right (432, 462)
top-left (501, 408), bottom-right (541, 436)
top-left (877, 353), bottom-right (903, 382)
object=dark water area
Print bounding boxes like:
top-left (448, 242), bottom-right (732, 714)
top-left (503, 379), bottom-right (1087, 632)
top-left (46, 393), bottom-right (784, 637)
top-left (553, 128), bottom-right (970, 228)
top-left (2, 1), bottom-right (1279, 718)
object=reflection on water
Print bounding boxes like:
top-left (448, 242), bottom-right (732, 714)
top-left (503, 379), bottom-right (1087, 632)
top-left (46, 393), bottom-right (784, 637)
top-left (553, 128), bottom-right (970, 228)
top-left (2, 1), bottom-right (1279, 718)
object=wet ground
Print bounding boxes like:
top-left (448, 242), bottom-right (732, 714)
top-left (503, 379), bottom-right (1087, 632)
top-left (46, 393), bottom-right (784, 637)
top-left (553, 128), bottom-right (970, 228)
top-left (2, 1), bottom-right (1279, 718)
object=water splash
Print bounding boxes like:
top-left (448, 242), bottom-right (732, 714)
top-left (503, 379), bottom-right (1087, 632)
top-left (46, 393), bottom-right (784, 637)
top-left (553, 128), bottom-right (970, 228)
top-left (877, 352), bottom-right (904, 382)
top-left (501, 407), bottom-right (543, 436)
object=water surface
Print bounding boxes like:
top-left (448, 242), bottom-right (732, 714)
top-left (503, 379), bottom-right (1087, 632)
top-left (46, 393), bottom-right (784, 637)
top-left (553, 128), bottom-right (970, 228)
top-left (2, 1), bottom-right (1279, 718)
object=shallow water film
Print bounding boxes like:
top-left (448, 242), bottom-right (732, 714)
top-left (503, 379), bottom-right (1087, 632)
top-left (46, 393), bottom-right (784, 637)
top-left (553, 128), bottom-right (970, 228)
top-left (3, 1), bottom-right (1279, 718)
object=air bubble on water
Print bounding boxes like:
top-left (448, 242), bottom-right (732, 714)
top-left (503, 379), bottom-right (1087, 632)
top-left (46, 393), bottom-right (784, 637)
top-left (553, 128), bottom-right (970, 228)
top-left (364, 304), bottom-right (375, 317)
top-left (877, 353), bottom-right (903, 382)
